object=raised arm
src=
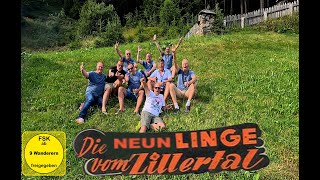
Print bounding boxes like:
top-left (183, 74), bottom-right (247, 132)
top-left (153, 35), bottom-right (163, 56)
top-left (175, 37), bottom-right (184, 51)
top-left (137, 45), bottom-right (143, 64)
top-left (114, 41), bottom-right (123, 59)
top-left (172, 50), bottom-right (179, 75)
top-left (80, 62), bottom-right (89, 79)
top-left (140, 78), bottom-right (150, 96)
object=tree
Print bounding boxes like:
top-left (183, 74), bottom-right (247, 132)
top-left (159, 0), bottom-right (181, 27)
top-left (77, 0), bottom-right (120, 37)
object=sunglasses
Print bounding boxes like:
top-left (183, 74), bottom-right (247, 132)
top-left (126, 53), bottom-right (131, 55)
top-left (127, 67), bottom-right (133, 70)
top-left (154, 87), bottom-right (161, 89)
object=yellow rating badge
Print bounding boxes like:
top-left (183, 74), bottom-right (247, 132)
top-left (22, 131), bottom-right (66, 176)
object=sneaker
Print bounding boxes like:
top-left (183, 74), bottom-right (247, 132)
top-left (185, 106), bottom-right (191, 113)
top-left (115, 109), bottom-right (124, 115)
top-left (79, 103), bottom-right (84, 111)
top-left (102, 111), bottom-right (108, 115)
top-left (173, 108), bottom-right (179, 114)
top-left (75, 117), bottom-right (84, 124)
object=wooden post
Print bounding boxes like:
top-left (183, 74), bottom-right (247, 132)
top-left (264, 11), bottom-right (268, 21)
top-left (241, 16), bottom-right (245, 28)
top-left (289, 3), bottom-right (293, 15)
top-left (223, 19), bottom-right (226, 27)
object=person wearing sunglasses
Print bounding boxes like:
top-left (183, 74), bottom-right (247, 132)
top-left (114, 41), bottom-right (136, 73)
top-left (138, 78), bottom-right (171, 133)
top-left (101, 60), bottom-right (126, 114)
top-left (117, 63), bottom-right (145, 115)
top-left (169, 48), bottom-right (197, 114)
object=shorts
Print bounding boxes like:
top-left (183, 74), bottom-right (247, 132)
top-left (104, 83), bottom-right (115, 91)
top-left (125, 89), bottom-right (138, 100)
top-left (140, 111), bottom-right (163, 128)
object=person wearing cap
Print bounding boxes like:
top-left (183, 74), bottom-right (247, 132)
top-left (76, 62), bottom-right (106, 124)
top-left (169, 47), bottom-right (197, 114)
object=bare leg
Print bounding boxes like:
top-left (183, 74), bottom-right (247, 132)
top-left (139, 125), bottom-right (147, 133)
top-left (134, 90), bottom-right (144, 113)
top-left (185, 84), bottom-right (195, 101)
top-left (151, 122), bottom-right (165, 131)
top-left (171, 66), bottom-right (175, 79)
top-left (118, 87), bottom-right (126, 111)
top-left (169, 83), bottom-right (178, 104)
top-left (164, 82), bottom-right (171, 101)
top-left (102, 88), bottom-right (111, 112)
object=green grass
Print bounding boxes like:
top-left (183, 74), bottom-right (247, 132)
top-left (21, 29), bottom-right (298, 179)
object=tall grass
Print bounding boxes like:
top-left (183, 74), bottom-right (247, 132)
top-left (21, 29), bottom-right (298, 179)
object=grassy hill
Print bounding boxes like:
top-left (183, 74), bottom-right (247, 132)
top-left (21, 29), bottom-right (299, 179)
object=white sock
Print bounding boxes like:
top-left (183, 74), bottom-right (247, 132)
top-left (174, 103), bottom-right (179, 109)
top-left (186, 100), bottom-right (191, 107)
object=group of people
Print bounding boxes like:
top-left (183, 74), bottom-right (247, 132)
top-left (75, 36), bottom-right (197, 133)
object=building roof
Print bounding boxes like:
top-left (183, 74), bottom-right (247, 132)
top-left (199, 9), bottom-right (216, 15)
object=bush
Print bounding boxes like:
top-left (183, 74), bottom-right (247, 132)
top-left (94, 23), bottom-right (124, 48)
top-left (253, 12), bottom-right (299, 33)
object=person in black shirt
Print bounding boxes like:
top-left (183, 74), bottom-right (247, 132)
top-left (101, 60), bottom-right (126, 114)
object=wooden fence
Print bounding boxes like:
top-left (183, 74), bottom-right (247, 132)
top-left (224, 0), bottom-right (299, 28)
top-left (185, 0), bottom-right (299, 38)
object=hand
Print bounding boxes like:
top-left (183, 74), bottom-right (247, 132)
top-left (153, 34), bottom-right (157, 41)
top-left (184, 81), bottom-right (189, 87)
top-left (140, 78), bottom-right (146, 83)
top-left (80, 62), bottom-right (84, 72)
top-left (114, 41), bottom-right (119, 49)
top-left (172, 47), bottom-right (176, 53)
top-left (138, 45), bottom-right (142, 52)
top-left (115, 71), bottom-right (120, 77)
top-left (133, 89), bottom-right (139, 94)
top-left (145, 71), bottom-right (150, 77)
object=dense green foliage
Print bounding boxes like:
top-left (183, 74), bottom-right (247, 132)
top-left (253, 12), bottom-right (299, 33)
top-left (21, 29), bottom-right (299, 179)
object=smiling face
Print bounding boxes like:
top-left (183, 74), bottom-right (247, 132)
top-left (116, 61), bottom-right (124, 71)
top-left (182, 59), bottom-right (189, 72)
top-left (153, 82), bottom-right (162, 95)
top-left (158, 60), bottom-right (164, 71)
top-left (165, 47), bottom-right (170, 54)
top-left (125, 50), bottom-right (131, 59)
top-left (146, 53), bottom-right (151, 62)
top-left (96, 62), bottom-right (104, 74)
top-left (127, 63), bottom-right (135, 74)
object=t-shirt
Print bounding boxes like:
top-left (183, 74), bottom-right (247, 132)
top-left (106, 66), bottom-right (126, 83)
top-left (142, 91), bottom-right (165, 116)
top-left (85, 71), bottom-right (106, 96)
top-left (161, 52), bottom-right (173, 70)
top-left (126, 71), bottom-right (145, 91)
top-left (150, 69), bottom-right (172, 89)
top-left (142, 60), bottom-right (154, 73)
top-left (177, 69), bottom-right (195, 91)
top-left (122, 57), bottom-right (136, 72)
